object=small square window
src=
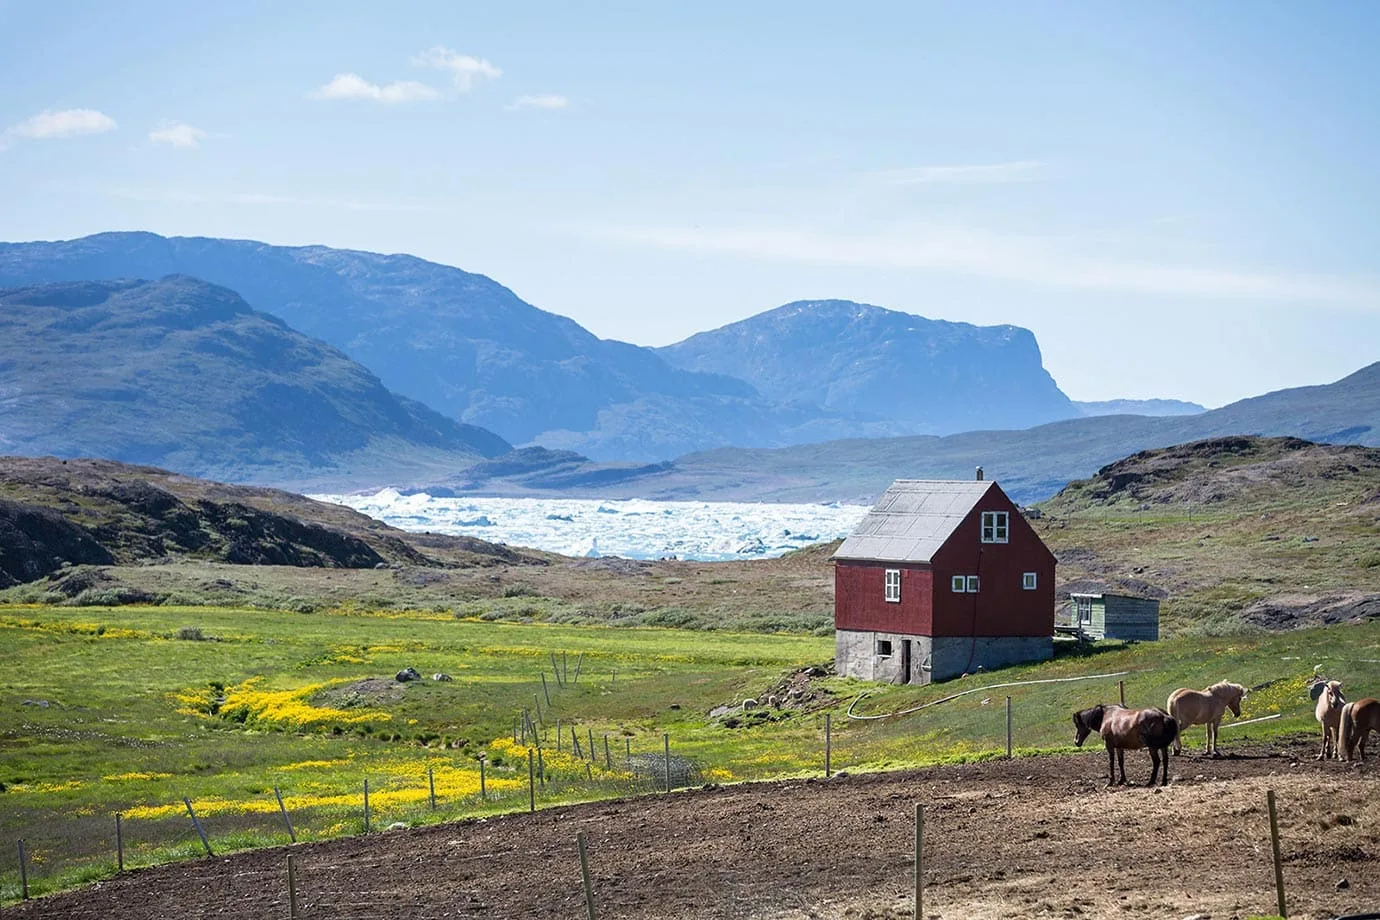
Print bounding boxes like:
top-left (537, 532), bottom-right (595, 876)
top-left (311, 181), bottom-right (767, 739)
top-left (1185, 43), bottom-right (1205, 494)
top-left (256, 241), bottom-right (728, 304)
top-left (876, 639), bottom-right (894, 657)
top-left (966, 575), bottom-right (980, 593)
top-left (884, 569), bottom-right (901, 603)
top-left (951, 575), bottom-right (966, 593)
top-left (981, 511), bottom-right (1009, 544)
top-left (1022, 572), bottom-right (1037, 590)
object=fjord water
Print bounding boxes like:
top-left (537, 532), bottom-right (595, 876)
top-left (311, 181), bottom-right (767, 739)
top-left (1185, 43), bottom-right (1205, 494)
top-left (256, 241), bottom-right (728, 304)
top-left (312, 490), bottom-right (869, 561)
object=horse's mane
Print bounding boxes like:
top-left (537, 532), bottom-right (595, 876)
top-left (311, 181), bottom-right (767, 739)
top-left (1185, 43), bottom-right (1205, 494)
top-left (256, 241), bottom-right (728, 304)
top-left (1210, 680), bottom-right (1247, 697)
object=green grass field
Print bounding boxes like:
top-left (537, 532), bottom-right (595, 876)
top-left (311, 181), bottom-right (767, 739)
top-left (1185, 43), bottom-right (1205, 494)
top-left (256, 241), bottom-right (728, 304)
top-left (3, 602), bottom-right (1378, 904)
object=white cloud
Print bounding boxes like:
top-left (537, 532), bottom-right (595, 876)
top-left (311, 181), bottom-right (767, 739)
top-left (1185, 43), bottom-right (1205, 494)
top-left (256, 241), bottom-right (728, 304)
top-left (310, 73), bottom-right (441, 104)
top-left (2, 108), bottom-right (117, 149)
top-left (508, 94), bottom-right (569, 111)
top-left (572, 219), bottom-right (1378, 308)
top-left (870, 161), bottom-right (1047, 185)
top-left (148, 120), bottom-right (209, 149)
top-left (411, 46), bottom-right (501, 91)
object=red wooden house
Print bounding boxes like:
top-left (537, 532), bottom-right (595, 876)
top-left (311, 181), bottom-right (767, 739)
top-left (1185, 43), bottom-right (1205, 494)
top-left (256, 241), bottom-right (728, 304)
top-left (833, 475), bottom-right (1056, 684)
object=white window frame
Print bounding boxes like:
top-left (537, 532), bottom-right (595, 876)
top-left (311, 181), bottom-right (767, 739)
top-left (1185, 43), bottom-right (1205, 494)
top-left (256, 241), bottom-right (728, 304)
top-left (1076, 597), bottom-right (1093, 625)
top-left (884, 568), bottom-right (901, 603)
top-left (965, 575), bottom-right (980, 593)
top-left (876, 638), bottom-right (894, 658)
top-left (981, 511), bottom-right (1009, 544)
top-left (951, 575), bottom-right (966, 593)
top-left (1022, 572), bottom-right (1038, 590)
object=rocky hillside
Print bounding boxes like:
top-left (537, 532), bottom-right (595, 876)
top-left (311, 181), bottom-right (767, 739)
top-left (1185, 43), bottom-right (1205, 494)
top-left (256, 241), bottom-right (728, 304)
top-left (658, 299), bottom-right (1077, 435)
top-left (0, 232), bottom-right (823, 462)
top-left (1033, 436), bottom-right (1380, 633)
top-left (0, 233), bottom-right (1101, 463)
top-left (0, 456), bottom-right (537, 590)
top-left (0, 277), bottom-right (510, 487)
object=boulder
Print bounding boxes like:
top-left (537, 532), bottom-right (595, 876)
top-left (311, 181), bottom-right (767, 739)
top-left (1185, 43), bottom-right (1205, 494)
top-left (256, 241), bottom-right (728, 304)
top-left (395, 667), bottom-right (422, 682)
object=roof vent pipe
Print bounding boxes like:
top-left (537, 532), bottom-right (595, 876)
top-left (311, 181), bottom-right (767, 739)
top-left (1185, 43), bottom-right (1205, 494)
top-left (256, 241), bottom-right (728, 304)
top-left (975, 466), bottom-right (984, 481)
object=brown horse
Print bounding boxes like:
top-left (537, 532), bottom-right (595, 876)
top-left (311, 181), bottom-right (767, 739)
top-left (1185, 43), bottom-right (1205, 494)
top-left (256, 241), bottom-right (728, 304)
top-left (1313, 680), bottom-right (1347, 761)
top-left (1340, 698), bottom-right (1380, 762)
top-left (1074, 703), bottom-right (1178, 787)
top-left (1166, 681), bottom-right (1247, 756)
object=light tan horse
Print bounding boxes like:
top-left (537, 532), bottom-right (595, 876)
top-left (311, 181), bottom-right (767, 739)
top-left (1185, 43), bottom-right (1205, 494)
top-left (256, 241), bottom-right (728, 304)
top-left (1166, 681), bottom-right (1247, 756)
top-left (1340, 698), bottom-right (1380, 762)
top-left (1314, 679), bottom-right (1347, 761)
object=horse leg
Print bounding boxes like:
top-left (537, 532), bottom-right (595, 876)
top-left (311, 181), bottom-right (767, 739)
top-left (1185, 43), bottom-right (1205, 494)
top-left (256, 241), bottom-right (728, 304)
top-left (1149, 747), bottom-right (1160, 786)
top-left (1209, 719), bottom-right (1219, 757)
top-left (1117, 748), bottom-right (1128, 786)
top-left (1106, 745), bottom-right (1116, 787)
top-left (1159, 746), bottom-right (1171, 785)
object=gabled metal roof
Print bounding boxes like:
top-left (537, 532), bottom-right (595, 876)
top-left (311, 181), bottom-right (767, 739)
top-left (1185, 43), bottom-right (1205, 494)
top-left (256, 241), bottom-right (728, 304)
top-left (834, 479), bottom-right (994, 563)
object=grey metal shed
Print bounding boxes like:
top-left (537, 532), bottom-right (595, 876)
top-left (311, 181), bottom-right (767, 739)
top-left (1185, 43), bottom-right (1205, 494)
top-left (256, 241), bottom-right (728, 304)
top-left (1069, 592), bottom-right (1160, 641)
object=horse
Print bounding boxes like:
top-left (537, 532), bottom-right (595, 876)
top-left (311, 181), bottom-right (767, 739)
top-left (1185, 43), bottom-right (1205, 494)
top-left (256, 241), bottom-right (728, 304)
top-left (1074, 703), bottom-right (1178, 787)
top-left (1313, 680), bottom-right (1347, 761)
top-left (1340, 698), bottom-right (1380, 762)
top-left (1166, 681), bottom-right (1248, 756)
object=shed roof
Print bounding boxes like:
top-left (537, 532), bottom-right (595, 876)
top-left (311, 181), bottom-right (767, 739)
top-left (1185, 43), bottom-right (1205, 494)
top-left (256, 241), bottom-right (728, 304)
top-left (834, 479), bottom-right (995, 564)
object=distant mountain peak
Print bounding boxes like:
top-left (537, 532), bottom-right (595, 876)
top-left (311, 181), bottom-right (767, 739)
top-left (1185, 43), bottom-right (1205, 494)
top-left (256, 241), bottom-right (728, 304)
top-left (658, 298), bottom-right (1075, 436)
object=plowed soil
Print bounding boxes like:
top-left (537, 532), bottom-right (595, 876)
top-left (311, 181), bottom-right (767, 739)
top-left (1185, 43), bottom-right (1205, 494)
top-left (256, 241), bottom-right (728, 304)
top-left (7, 737), bottom-right (1378, 920)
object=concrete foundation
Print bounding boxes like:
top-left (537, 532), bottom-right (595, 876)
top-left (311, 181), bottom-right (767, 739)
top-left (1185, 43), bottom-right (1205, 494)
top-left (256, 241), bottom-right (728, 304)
top-left (836, 630), bottom-right (1053, 685)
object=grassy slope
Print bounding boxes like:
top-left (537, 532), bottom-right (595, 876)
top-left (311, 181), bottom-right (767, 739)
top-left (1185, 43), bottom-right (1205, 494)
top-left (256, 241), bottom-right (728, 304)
top-left (0, 278), bottom-right (509, 488)
top-left (7, 437), bottom-right (1376, 639)
top-left (1033, 436), bottom-right (1380, 635)
top-left (2, 602), bottom-right (1377, 903)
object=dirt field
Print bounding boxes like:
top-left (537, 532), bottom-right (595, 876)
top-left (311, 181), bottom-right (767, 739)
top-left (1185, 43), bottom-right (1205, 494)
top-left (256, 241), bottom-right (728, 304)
top-left (7, 736), bottom-right (1377, 920)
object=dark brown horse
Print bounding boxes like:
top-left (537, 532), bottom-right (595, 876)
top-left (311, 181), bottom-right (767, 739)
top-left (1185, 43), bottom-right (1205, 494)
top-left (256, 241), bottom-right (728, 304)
top-left (1074, 703), bottom-right (1178, 787)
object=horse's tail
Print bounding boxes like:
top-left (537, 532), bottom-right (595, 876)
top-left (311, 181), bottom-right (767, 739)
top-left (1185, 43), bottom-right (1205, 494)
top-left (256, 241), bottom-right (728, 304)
top-left (1164, 715), bottom-right (1180, 749)
top-left (1340, 702), bottom-right (1356, 761)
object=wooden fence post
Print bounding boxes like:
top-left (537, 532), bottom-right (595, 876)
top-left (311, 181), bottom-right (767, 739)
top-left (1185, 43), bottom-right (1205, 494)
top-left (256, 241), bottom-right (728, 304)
top-left (626, 737), bottom-right (631, 769)
top-left (825, 713), bottom-right (833, 778)
top-left (184, 797), bottom-right (213, 856)
top-left (578, 831), bottom-right (597, 920)
top-left (541, 672), bottom-right (552, 705)
top-left (663, 733), bottom-right (672, 793)
top-left (588, 728), bottom-right (596, 762)
top-left (1006, 696), bottom-right (1013, 759)
top-left (287, 852), bottom-right (299, 919)
top-left (1267, 789), bottom-right (1287, 918)
top-left (573, 651), bottom-right (584, 685)
top-left (275, 785), bottom-right (297, 842)
top-left (1118, 680), bottom-right (1126, 707)
top-left (363, 779), bottom-right (371, 834)
top-left (914, 803), bottom-right (925, 920)
top-left (428, 766), bottom-right (437, 809)
top-left (604, 733), bottom-right (612, 770)
top-left (17, 838), bottom-right (28, 901)
top-left (551, 652), bottom-right (564, 689)
top-left (528, 749), bottom-right (536, 813)
top-left (479, 754), bottom-right (487, 801)
top-left (557, 719), bottom-right (563, 752)
top-left (115, 812), bottom-right (124, 873)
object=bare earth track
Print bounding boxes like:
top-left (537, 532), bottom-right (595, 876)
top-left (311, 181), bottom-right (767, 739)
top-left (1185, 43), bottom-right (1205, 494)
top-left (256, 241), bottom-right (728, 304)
top-left (6, 737), bottom-right (1377, 920)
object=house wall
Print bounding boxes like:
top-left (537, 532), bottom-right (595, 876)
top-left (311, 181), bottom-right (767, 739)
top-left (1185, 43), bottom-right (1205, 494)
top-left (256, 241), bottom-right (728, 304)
top-left (837, 630), bottom-right (1054, 684)
top-left (836, 629), bottom-right (927, 684)
top-left (930, 488), bottom-right (1055, 638)
top-left (928, 635), bottom-right (1054, 681)
top-left (834, 561), bottom-right (933, 635)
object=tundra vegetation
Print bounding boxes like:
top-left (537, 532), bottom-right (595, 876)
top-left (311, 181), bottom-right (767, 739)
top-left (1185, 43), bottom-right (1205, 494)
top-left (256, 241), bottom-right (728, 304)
top-left (2, 601), bottom-right (1378, 903)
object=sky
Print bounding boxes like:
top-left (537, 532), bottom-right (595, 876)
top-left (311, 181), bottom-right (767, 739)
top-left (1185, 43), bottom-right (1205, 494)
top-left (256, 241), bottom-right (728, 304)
top-left (2, 1), bottom-right (1378, 408)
